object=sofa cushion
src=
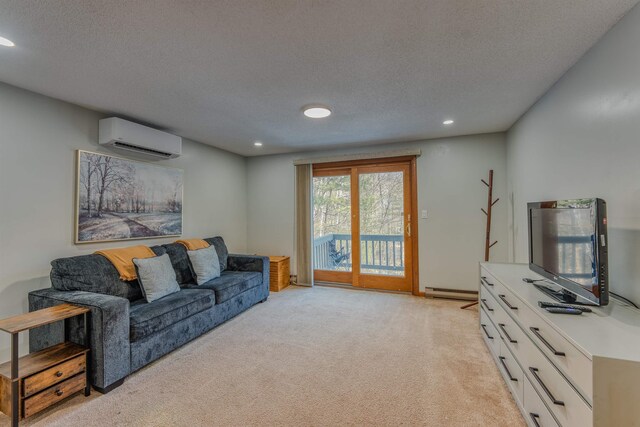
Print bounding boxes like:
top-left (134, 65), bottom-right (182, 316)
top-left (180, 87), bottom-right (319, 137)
top-left (50, 245), bottom-right (165, 301)
top-left (187, 245), bottom-right (221, 285)
top-left (187, 271), bottom-right (262, 304)
top-left (129, 289), bottom-right (214, 342)
top-left (162, 243), bottom-right (195, 285)
top-left (204, 237), bottom-right (228, 272)
top-left (133, 254), bottom-right (181, 302)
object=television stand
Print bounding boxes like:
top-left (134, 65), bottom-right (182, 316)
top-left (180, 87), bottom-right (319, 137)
top-left (533, 283), bottom-right (596, 306)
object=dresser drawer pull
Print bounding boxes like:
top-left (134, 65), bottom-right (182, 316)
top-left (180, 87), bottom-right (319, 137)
top-left (480, 298), bottom-right (494, 312)
top-left (530, 327), bottom-right (565, 357)
top-left (55, 389), bottom-right (63, 397)
top-left (480, 324), bottom-right (494, 340)
top-left (480, 276), bottom-right (494, 287)
top-left (529, 413), bottom-right (541, 427)
top-left (498, 323), bottom-right (517, 343)
top-left (55, 371), bottom-right (63, 377)
top-left (499, 294), bottom-right (518, 310)
top-left (499, 356), bottom-right (518, 382)
top-left (529, 367), bottom-right (564, 406)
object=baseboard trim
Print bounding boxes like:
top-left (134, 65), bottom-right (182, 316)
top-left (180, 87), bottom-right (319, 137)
top-left (315, 282), bottom-right (414, 296)
top-left (424, 288), bottom-right (478, 301)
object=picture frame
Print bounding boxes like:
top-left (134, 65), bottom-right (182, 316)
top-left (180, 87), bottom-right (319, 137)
top-left (75, 150), bottom-right (183, 243)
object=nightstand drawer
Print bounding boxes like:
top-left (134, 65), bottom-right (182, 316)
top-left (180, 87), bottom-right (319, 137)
top-left (23, 355), bottom-right (86, 397)
top-left (23, 373), bottom-right (86, 418)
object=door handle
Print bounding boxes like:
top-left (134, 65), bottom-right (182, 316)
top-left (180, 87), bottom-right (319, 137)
top-left (406, 222), bottom-right (411, 237)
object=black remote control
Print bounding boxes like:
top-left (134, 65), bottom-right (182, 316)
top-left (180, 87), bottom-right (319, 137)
top-left (544, 307), bottom-right (583, 315)
top-left (538, 301), bottom-right (592, 313)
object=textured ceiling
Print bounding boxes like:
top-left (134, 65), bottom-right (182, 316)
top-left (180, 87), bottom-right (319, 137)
top-left (0, 1), bottom-right (637, 156)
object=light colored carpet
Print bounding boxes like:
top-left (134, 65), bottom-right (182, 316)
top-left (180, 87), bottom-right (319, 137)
top-left (3, 286), bottom-right (524, 426)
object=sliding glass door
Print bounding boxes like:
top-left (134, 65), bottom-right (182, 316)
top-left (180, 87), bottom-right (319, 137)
top-left (313, 160), bottom-right (414, 292)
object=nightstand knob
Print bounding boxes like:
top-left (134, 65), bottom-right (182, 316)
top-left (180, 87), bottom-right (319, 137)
top-left (55, 371), bottom-right (63, 377)
top-left (55, 389), bottom-right (63, 397)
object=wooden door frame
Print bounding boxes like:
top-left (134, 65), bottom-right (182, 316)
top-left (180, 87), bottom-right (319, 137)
top-left (312, 156), bottom-right (420, 296)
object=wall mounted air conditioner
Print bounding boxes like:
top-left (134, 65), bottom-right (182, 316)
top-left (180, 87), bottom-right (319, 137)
top-left (98, 117), bottom-right (182, 159)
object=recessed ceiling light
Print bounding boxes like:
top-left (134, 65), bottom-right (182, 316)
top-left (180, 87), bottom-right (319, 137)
top-left (254, 141), bottom-right (263, 147)
top-left (0, 36), bottom-right (15, 47)
top-left (303, 106), bottom-right (332, 119)
top-left (443, 119), bottom-right (454, 125)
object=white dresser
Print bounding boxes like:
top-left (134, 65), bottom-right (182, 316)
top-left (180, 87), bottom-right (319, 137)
top-left (479, 263), bottom-right (640, 427)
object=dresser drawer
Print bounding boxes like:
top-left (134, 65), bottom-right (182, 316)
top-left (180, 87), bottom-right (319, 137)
top-left (23, 373), bottom-right (86, 418)
top-left (480, 274), bottom-right (498, 293)
top-left (499, 340), bottom-right (524, 405)
top-left (480, 307), bottom-right (500, 357)
top-left (523, 336), bottom-right (592, 427)
top-left (479, 285), bottom-right (500, 324)
top-left (520, 306), bottom-right (593, 402)
top-left (482, 269), bottom-right (525, 320)
top-left (524, 377), bottom-right (560, 427)
top-left (493, 281), bottom-right (525, 323)
top-left (481, 268), bottom-right (593, 402)
top-left (23, 355), bottom-right (86, 398)
top-left (494, 303), bottom-right (529, 366)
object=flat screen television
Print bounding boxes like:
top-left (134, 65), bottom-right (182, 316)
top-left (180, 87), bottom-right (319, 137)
top-left (528, 198), bottom-right (608, 306)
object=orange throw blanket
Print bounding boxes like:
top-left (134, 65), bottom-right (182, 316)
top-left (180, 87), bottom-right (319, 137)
top-left (95, 245), bottom-right (156, 281)
top-left (176, 239), bottom-right (210, 251)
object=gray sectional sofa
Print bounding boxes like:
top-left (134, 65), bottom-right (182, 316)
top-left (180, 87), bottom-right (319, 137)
top-left (28, 237), bottom-right (269, 393)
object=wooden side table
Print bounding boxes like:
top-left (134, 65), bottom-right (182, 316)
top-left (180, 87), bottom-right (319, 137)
top-left (269, 256), bottom-right (290, 292)
top-left (0, 304), bottom-right (91, 426)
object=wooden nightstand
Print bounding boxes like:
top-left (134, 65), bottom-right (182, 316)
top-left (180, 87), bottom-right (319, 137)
top-left (269, 256), bottom-right (290, 292)
top-left (0, 304), bottom-right (91, 426)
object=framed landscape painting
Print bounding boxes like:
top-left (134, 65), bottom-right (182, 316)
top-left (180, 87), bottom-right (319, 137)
top-left (76, 150), bottom-right (183, 243)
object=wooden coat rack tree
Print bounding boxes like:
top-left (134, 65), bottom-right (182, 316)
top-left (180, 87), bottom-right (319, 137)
top-left (461, 169), bottom-right (499, 309)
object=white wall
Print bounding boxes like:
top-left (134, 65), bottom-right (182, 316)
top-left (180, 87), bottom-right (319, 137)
top-left (507, 4), bottom-right (640, 305)
top-left (0, 83), bottom-right (248, 359)
top-left (247, 133), bottom-right (508, 293)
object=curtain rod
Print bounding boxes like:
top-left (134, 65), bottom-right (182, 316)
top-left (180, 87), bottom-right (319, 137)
top-left (293, 149), bottom-right (421, 165)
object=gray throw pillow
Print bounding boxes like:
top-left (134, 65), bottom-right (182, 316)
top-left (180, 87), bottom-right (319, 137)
top-left (133, 254), bottom-right (181, 303)
top-left (187, 245), bottom-right (221, 285)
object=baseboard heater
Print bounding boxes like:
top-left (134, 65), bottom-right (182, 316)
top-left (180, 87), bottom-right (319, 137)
top-left (424, 288), bottom-right (477, 301)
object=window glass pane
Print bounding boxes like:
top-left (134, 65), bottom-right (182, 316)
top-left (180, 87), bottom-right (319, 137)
top-left (359, 171), bottom-right (404, 276)
top-left (313, 175), bottom-right (352, 272)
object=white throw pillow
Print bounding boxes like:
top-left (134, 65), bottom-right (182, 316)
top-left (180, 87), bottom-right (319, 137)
top-left (187, 245), bottom-right (221, 285)
top-left (133, 254), bottom-right (181, 303)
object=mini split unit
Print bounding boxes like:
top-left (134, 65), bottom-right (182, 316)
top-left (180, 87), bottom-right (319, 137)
top-left (98, 117), bottom-right (182, 159)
